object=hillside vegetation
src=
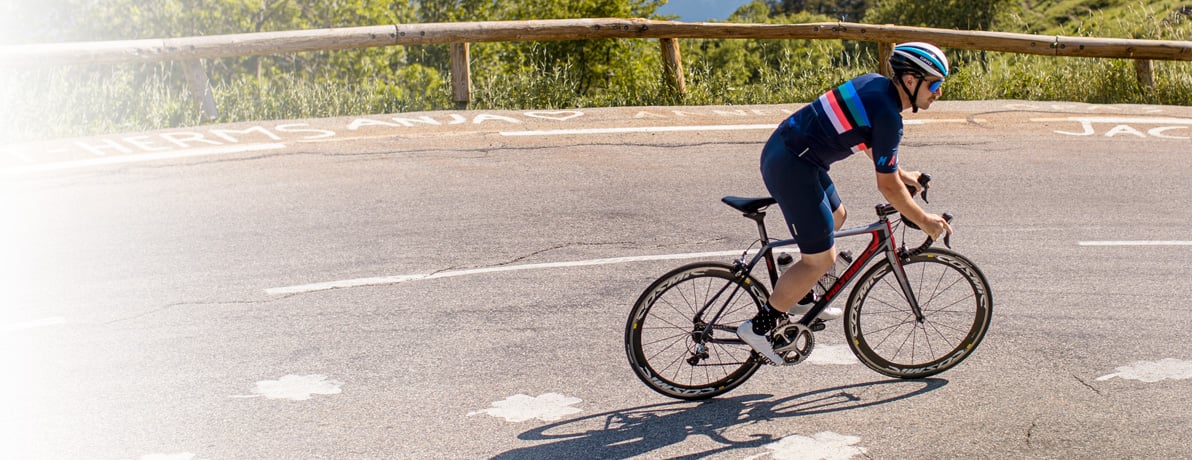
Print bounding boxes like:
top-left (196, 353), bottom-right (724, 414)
top-left (0, 0), bottom-right (1188, 143)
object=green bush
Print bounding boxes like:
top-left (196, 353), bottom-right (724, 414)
top-left (1, 0), bottom-right (1190, 144)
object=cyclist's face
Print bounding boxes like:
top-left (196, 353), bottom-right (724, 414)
top-left (917, 77), bottom-right (944, 109)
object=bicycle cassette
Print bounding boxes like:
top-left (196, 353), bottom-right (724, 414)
top-left (771, 323), bottom-right (815, 365)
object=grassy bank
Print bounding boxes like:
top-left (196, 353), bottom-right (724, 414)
top-left (2, 36), bottom-right (1189, 144)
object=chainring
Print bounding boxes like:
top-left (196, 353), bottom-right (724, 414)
top-left (771, 322), bottom-right (815, 365)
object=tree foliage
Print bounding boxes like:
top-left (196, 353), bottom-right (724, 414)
top-left (768, 0), bottom-right (870, 21)
top-left (865, 0), bottom-right (1018, 31)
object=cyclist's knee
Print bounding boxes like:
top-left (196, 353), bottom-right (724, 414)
top-left (799, 247), bottom-right (836, 271)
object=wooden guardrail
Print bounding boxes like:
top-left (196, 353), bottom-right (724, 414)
top-left (4, 18), bottom-right (1190, 117)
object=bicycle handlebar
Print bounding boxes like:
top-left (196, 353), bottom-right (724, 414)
top-left (899, 173), bottom-right (954, 253)
top-left (905, 173), bottom-right (932, 203)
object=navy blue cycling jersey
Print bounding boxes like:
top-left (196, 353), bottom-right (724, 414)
top-left (777, 73), bottom-right (903, 173)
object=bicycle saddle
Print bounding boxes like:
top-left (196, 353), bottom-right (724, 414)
top-left (721, 196), bottom-right (776, 214)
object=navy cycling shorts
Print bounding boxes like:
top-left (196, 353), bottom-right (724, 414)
top-left (760, 131), bottom-right (841, 255)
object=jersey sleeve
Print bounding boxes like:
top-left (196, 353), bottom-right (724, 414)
top-left (870, 113), bottom-right (903, 174)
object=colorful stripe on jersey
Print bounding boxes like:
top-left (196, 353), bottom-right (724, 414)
top-left (817, 81), bottom-right (871, 154)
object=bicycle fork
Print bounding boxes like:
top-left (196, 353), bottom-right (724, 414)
top-left (884, 223), bottom-right (927, 323)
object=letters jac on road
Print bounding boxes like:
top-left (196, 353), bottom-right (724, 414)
top-left (1042, 117), bottom-right (1192, 139)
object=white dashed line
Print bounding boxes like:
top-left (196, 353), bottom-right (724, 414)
top-left (495, 119), bottom-right (957, 137)
top-left (499, 124), bottom-right (776, 136)
top-left (1079, 241), bottom-right (1192, 246)
top-left (1, 143), bottom-right (286, 174)
top-left (265, 249), bottom-right (796, 295)
top-left (1, 316), bottom-right (66, 333)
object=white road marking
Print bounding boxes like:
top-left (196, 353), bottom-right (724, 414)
top-left (2, 147), bottom-right (34, 163)
top-left (1078, 241), bottom-right (1192, 246)
top-left (806, 344), bottom-right (860, 365)
top-left (1095, 359), bottom-right (1192, 382)
top-left (468, 393), bottom-right (583, 422)
top-left (265, 249), bottom-right (797, 295)
top-left (0, 316), bottom-right (66, 333)
top-left (745, 431), bottom-right (868, 460)
top-left (230, 374), bottom-right (343, 400)
top-left (496, 119), bottom-right (958, 137)
top-left (499, 124), bottom-right (776, 136)
top-left (1, 143), bottom-right (286, 174)
top-left (1031, 116), bottom-right (1192, 124)
top-left (141, 454), bottom-right (204, 460)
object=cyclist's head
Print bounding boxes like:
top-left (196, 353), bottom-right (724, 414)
top-left (889, 42), bottom-right (949, 80)
top-left (889, 42), bottom-right (948, 113)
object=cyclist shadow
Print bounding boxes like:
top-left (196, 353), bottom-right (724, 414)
top-left (492, 378), bottom-right (947, 459)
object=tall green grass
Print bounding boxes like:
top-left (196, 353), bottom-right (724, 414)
top-left (2, 22), bottom-right (1189, 144)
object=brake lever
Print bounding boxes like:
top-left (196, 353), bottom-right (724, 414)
top-left (903, 173), bottom-right (932, 203)
top-left (918, 173), bottom-right (932, 204)
top-left (942, 212), bottom-right (953, 248)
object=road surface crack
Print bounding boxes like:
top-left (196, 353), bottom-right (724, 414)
top-left (1073, 374), bottom-right (1104, 396)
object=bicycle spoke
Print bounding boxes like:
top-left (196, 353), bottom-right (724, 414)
top-left (846, 249), bottom-right (992, 379)
top-left (625, 263), bottom-right (764, 399)
top-left (639, 329), bottom-right (688, 348)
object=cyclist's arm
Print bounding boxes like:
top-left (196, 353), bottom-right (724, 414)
top-left (876, 171), bottom-right (952, 240)
top-left (875, 169), bottom-right (927, 223)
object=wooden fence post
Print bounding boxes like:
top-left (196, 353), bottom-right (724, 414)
top-left (659, 38), bottom-right (686, 96)
top-left (451, 42), bottom-right (471, 109)
top-left (1134, 59), bottom-right (1155, 90)
top-left (183, 59), bottom-right (219, 120)
top-left (878, 42), bottom-right (895, 77)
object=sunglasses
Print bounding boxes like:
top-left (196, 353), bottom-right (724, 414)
top-left (926, 79), bottom-right (944, 92)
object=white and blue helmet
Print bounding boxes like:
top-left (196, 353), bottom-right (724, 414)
top-left (890, 42), bottom-right (950, 78)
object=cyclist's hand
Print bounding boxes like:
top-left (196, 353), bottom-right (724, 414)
top-left (921, 213), bottom-right (953, 241)
top-left (901, 170), bottom-right (926, 195)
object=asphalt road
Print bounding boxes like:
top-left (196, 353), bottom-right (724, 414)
top-left (2, 100), bottom-right (1191, 459)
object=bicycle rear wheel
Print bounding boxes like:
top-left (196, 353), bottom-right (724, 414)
top-left (625, 262), bottom-right (765, 400)
top-left (845, 248), bottom-right (992, 379)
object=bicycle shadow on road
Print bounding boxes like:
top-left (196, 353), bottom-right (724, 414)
top-left (492, 378), bottom-right (947, 459)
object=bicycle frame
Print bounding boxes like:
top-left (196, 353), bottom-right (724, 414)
top-left (737, 204), bottom-right (926, 326)
top-left (690, 204), bottom-right (925, 348)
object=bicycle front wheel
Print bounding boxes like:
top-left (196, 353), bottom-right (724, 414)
top-left (845, 248), bottom-right (993, 379)
top-left (625, 262), bottom-right (765, 400)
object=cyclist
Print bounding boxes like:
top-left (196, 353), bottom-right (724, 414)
top-left (738, 42), bottom-right (955, 365)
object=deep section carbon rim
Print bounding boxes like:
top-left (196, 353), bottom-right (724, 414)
top-left (625, 262), bottom-right (764, 400)
top-left (845, 249), bottom-right (992, 378)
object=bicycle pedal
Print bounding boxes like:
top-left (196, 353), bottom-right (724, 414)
top-left (810, 321), bottom-right (826, 332)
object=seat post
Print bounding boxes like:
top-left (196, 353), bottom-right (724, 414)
top-left (746, 211), bottom-right (770, 247)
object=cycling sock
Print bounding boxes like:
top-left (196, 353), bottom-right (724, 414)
top-left (751, 302), bottom-right (783, 335)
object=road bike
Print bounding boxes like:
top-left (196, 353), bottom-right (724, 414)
top-left (624, 177), bottom-right (993, 400)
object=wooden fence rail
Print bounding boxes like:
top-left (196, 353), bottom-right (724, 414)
top-left (3, 18), bottom-right (1190, 117)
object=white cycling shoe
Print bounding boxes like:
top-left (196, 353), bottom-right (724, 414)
top-left (736, 320), bottom-right (785, 365)
top-left (737, 304), bottom-right (843, 365)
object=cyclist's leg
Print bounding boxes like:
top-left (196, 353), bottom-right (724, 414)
top-left (740, 133), bottom-right (834, 363)
top-left (760, 143), bottom-right (837, 313)
top-left (824, 175), bottom-right (847, 231)
top-left (772, 247), bottom-right (834, 310)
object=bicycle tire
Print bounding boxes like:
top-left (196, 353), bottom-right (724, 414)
top-left (845, 248), bottom-right (992, 379)
top-left (625, 262), bottom-right (766, 400)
